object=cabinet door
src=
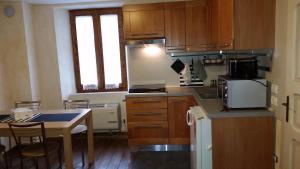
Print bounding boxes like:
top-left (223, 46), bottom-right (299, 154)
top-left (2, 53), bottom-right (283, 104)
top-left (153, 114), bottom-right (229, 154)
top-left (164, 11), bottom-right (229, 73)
top-left (212, 117), bottom-right (274, 169)
top-left (126, 97), bottom-right (167, 109)
top-left (211, 0), bottom-right (233, 50)
top-left (165, 2), bottom-right (186, 52)
top-left (186, 0), bottom-right (212, 51)
top-left (234, 0), bottom-right (275, 50)
top-left (127, 108), bottom-right (168, 122)
top-left (123, 4), bottom-right (165, 39)
top-left (128, 121), bottom-right (169, 145)
top-left (168, 96), bottom-right (195, 144)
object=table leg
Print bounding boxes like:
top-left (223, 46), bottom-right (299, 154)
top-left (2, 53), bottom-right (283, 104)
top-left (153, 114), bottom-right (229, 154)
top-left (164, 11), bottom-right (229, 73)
top-left (63, 130), bottom-right (73, 169)
top-left (86, 113), bottom-right (94, 165)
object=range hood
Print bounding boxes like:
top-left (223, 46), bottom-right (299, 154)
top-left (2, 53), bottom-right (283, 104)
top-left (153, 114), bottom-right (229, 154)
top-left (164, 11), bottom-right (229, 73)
top-left (125, 38), bottom-right (165, 47)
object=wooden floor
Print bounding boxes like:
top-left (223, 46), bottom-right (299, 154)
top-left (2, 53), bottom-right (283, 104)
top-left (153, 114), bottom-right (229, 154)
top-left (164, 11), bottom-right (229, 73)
top-left (0, 134), bottom-right (190, 169)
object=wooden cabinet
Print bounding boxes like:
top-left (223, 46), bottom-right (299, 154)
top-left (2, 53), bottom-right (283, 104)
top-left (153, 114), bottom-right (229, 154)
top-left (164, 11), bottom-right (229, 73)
top-left (123, 3), bottom-right (165, 39)
top-left (186, 0), bottom-right (212, 52)
top-left (164, 2), bottom-right (186, 53)
top-left (126, 97), bottom-right (168, 145)
top-left (168, 96), bottom-right (195, 144)
top-left (128, 121), bottom-right (169, 145)
top-left (123, 0), bottom-right (275, 50)
top-left (234, 0), bottom-right (275, 50)
top-left (212, 116), bottom-right (274, 169)
top-left (211, 0), bottom-right (234, 50)
top-left (126, 96), bottom-right (195, 145)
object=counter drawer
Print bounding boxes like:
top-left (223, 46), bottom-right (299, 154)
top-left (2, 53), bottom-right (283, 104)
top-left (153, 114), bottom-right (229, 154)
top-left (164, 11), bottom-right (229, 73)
top-left (127, 108), bottom-right (167, 122)
top-left (126, 97), bottom-right (167, 109)
top-left (128, 121), bottom-right (168, 139)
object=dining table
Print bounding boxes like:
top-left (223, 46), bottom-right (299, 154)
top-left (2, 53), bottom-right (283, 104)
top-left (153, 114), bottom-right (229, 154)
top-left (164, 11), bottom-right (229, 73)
top-left (0, 108), bottom-right (94, 169)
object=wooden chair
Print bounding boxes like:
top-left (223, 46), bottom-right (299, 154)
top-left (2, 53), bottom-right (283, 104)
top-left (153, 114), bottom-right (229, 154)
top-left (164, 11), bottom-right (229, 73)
top-left (11, 100), bottom-right (42, 151)
top-left (15, 100), bottom-right (41, 110)
top-left (0, 144), bottom-right (8, 169)
top-left (63, 99), bottom-right (89, 167)
top-left (8, 122), bottom-right (62, 169)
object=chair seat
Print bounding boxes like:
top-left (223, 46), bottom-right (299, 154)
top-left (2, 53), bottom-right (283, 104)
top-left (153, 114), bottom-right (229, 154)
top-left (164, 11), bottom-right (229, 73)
top-left (0, 144), bottom-right (5, 152)
top-left (21, 142), bottom-right (59, 157)
top-left (71, 124), bottom-right (87, 134)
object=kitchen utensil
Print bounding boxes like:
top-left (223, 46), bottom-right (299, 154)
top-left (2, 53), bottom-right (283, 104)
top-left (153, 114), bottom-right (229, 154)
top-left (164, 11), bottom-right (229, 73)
top-left (171, 59), bottom-right (185, 74)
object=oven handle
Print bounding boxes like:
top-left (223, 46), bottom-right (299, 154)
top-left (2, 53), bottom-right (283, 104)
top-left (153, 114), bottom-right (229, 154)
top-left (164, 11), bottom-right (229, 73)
top-left (186, 110), bottom-right (193, 126)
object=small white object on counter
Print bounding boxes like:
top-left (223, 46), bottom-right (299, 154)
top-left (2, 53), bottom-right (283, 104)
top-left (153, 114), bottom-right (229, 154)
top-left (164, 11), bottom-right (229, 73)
top-left (12, 108), bottom-right (33, 120)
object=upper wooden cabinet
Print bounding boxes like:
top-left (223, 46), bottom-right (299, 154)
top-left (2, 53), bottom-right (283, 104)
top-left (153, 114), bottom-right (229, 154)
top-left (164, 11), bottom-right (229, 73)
top-left (234, 0), bottom-right (275, 50)
top-left (211, 0), bottom-right (234, 50)
top-left (123, 0), bottom-right (275, 50)
top-left (164, 2), bottom-right (186, 53)
top-left (123, 3), bottom-right (165, 39)
top-left (186, 0), bottom-right (212, 51)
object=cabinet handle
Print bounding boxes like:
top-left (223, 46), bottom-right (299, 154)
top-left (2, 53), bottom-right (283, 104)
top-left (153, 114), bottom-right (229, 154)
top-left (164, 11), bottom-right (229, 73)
top-left (135, 125), bottom-right (162, 129)
top-left (166, 47), bottom-right (185, 51)
top-left (131, 33), bottom-right (159, 36)
top-left (186, 110), bottom-right (193, 126)
top-left (134, 112), bottom-right (162, 116)
top-left (218, 43), bottom-right (232, 48)
top-left (132, 100), bottom-right (161, 104)
top-left (108, 121), bottom-right (117, 123)
top-left (207, 145), bottom-right (212, 150)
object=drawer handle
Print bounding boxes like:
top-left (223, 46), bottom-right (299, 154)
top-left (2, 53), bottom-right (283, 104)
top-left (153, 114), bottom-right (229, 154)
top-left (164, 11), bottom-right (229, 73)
top-left (166, 47), bottom-right (185, 51)
top-left (131, 33), bottom-right (159, 36)
top-left (132, 100), bottom-right (162, 104)
top-left (108, 121), bottom-right (117, 123)
top-left (135, 125), bottom-right (162, 129)
top-left (134, 112), bottom-right (163, 116)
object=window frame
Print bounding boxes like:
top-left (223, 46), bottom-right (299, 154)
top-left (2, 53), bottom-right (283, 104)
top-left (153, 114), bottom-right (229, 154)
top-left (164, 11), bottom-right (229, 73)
top-left (69, 8), bottom-right (127, 93)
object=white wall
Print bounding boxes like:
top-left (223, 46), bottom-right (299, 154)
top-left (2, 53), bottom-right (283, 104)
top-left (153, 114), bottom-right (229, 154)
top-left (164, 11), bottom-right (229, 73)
top-left (126, 46), bottom-right (180, 86)
top-left (0, 2), bottom-right (33, 109)
top-left (22, 2), bottom-right (41, 101)
top-left (53, 7), bottom-right (76, 101)
top-left (32, 5), bottom-right (63, 109)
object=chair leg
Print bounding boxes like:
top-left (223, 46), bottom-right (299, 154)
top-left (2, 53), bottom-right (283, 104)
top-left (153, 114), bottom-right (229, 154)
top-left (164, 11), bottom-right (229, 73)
top-left (35, 157), bottom-right (39, 169)
top-left (58, 140), bottom-right (62, 169)
top-left (45, 156), bottom-right (50, 169)
top-left (81, 131), bottom-right (86, 167)
top-left (3, 152), bottom-right (8, 169)
top-left (20, 156), bottom-right (24, 169)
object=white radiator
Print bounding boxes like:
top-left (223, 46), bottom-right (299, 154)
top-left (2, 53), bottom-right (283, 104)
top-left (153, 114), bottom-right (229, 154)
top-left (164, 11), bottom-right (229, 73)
top-left (89, 103), bottom-right (121, 132)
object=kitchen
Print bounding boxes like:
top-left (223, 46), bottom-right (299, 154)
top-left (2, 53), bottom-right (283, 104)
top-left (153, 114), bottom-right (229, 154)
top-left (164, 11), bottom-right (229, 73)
top-left (0, 0), bottom-right (298, 169)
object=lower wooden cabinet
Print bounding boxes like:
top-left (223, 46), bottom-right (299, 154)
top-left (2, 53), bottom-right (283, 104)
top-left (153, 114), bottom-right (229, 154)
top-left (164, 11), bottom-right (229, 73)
top-left (212, 116), bottom-right (274, 169)
top-left (126, 96), bottom-right (195, 145)
top-left (127, 121), bottom-right (169, 145)
top-left (168, 96), bottom-right (195, 144)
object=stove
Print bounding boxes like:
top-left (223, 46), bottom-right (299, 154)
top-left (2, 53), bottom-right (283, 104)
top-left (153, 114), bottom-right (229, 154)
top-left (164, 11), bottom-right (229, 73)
top-left (129, 84), bottom-right (166, 93)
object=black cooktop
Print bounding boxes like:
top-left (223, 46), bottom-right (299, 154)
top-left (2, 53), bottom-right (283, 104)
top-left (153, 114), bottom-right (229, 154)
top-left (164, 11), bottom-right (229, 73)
top-left (129, 84), bottom-right (166, 93)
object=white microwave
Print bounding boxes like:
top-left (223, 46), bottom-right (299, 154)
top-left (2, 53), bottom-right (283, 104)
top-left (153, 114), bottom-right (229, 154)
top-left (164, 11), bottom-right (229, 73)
top-left (219, 78), bottom-right (267, 109)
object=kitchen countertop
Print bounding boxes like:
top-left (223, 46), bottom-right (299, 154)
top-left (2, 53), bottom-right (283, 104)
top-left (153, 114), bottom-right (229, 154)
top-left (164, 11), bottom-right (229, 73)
top-left (125, 86), bottom-right (274, 118)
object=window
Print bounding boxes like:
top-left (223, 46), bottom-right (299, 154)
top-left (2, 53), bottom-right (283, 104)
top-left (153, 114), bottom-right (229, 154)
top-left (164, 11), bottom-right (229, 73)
top-left (70, 8), bottom-right (127, 93)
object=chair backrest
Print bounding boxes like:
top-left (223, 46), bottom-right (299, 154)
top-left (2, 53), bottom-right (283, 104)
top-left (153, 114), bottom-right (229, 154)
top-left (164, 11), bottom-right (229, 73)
top-left (63, 99), bottom-right (89, 109)
top-left (15, 101), bottom-right (41, 110)
top-left (8, 122), bottom-right (47, 149)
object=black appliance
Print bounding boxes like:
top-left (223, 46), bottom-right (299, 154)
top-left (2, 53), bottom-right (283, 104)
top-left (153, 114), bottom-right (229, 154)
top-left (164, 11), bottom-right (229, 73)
top-left (228, 57), bottom-right (258, 79)
top-left (129, 84), bottom-right (166, 93)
